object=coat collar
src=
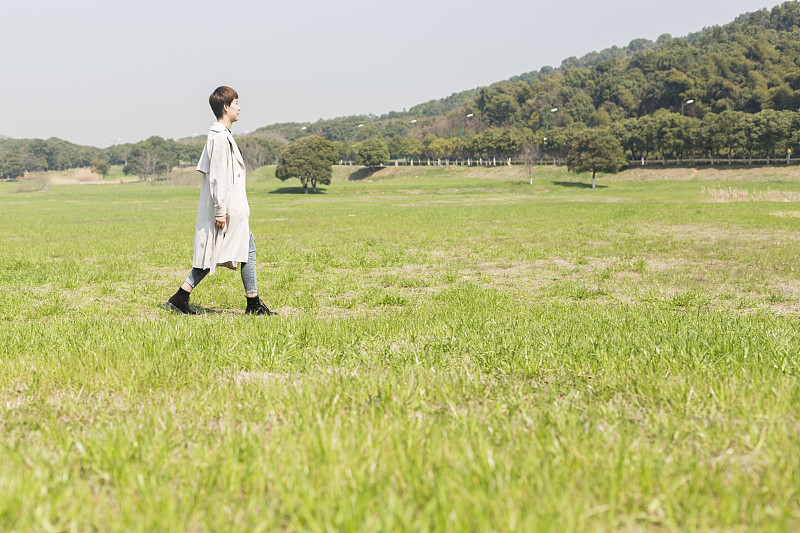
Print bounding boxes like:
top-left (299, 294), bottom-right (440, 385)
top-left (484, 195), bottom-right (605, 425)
top-left (210, 121), bottom-right (230, 133)
top-left (208, 122), bottom-right (245, 167)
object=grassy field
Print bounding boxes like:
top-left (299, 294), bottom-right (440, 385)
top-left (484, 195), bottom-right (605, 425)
top-left (1, 164), bottom-right (799, 531)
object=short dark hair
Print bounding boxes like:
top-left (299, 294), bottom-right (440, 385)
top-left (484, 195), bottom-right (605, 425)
top-left (209, 86), bottom-right (239, 119)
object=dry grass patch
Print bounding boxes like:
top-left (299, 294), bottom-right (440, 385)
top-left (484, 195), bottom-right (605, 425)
top-left (616, 167), bottom-right (700, 181)
top-left (646, 257), bottom-right (732, 273)
top-left (639, 222), bottom-right (799, 244)
top-left (620, 165), bottom-right (800, 182)
top-left (373, 264), bottom-right (435, 277)
top-left (332, 163), bottom-right (800, 185)
top-left (13, 175), bottom-right (50, 193)
top-left (28, 167), bottom-right (100, 184)
top-left (231, 371), bottom-right (292, 386)
top-left (770, 210), bottom-right (800, 218)
top-left (314, 305), bottom-right (404, 319)
top-left (702, 186), bottom-right (800, 202)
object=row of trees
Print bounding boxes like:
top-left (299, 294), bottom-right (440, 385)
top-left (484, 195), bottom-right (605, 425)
top-left (0, 133), bottom-right (287, 181)
top-left (286, 107), bottom-right (800, 166)
top-left (0, 137), bottom-right (100, 173)
top-left (116, 135), bottom-right (288, 180)
top-left (272, 128), bottom-right (627, 192)
top-left (610, 109), bottom-right (800, 163)
top-left (0, 136), bottom-right (201, 180)
top-left (532, 108), bottom-right (800, 164)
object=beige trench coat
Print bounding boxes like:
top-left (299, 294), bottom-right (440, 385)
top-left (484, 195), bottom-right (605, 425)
top-left (192, 122), bottom-right (250, 274)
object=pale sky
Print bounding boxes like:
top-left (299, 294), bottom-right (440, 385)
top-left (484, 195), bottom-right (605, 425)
top-left (1, 0), bottom-right (778, 146)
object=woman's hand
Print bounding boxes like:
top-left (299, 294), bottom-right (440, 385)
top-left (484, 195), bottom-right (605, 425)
top-left (214, 216), bottom-right (226, 229)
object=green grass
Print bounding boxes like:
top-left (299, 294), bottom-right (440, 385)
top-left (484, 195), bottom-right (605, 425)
top-left (1, 165), bottom-right (800, 531)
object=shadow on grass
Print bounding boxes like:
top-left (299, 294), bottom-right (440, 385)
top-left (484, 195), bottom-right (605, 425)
top-left (164, 304), bottom-right (227, 316)
top-left (552, 181), bottom-right (608, 189)
top-left (189, 306), bottom-right (281, 316)
top-left (348, 167), bottom-right (383, 181)
top-left (191, 306), bottom-right (227, 315)
top-left (267, 187), bottom-right (327, 194)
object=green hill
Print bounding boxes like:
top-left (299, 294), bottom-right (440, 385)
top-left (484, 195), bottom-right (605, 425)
top-left (255, 2), bottom-right (800, 148)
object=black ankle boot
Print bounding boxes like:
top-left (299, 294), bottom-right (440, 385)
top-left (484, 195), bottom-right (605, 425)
top-left (166, 288), bottom-right (196, 315)
top-left (245, 295), bottom-right (276, 315)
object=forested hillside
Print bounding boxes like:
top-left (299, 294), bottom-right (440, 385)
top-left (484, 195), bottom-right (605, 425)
top-left (4, 1), bottom-right (800, 180)
top-left (255, 2), bottom-right (800, 165)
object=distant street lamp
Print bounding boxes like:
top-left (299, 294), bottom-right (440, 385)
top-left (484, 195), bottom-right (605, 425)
top-left (545, 108), bottom-right (558, 135)
top-left (544, 108), bottom-right (558, 156)
top-left (407, 119), bottom-right (417, 137)
top-left (461, 113), bottom-right (474, 137)
top-left (681, 99), bottom-right (694, 116)
top-left (353, 123), bottom-right (363, 143)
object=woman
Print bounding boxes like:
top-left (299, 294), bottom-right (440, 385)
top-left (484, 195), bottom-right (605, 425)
top-left (166, 86), bottom-right (275, 315)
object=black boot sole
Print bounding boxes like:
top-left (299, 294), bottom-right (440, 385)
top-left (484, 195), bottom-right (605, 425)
top-left (164, 301), bottom-right (197, 315)
top-left (245, 307), bottom-right (278, 316)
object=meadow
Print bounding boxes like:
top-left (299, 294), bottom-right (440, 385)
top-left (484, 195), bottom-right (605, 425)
top-left (1, 163), bottom-right (799, 532)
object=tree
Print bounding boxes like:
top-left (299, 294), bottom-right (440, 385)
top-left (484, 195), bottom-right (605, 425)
top-left (90, 158), bottom-right (110, 178)
top-left (0, 152), bottom-right (25, 180)
top-left (104, 143), bottom-right (132, 166)
top-left (237, 137), bottom-right (285, 169)
top-left (612, 118), bottom-right (647, 163)
top-left (355, 138), bottom-right (389, 168)
top-left (398, 137), bottom-right (423, 163)
top-left (753, 109), bottom-right (792, 162)
top-left (387, 136), bottom-right (404, 159)
top-left (330, 140), bottom-right (353, 162)
top-left (123, 136), bottom-right (177, 181)
top-left (21, 139), bottom-right (49, 171)
top-left (714, 110), bottom-right (747, 163)
top-left (175, 142), bottom-right (205, 167)
top-left (495, 128), bottom-right (524, 160)
top-left (275, 136), bottom-right (337, 193)
top-left (449, 137), bottom-right (469, 160)
top-left (567, 129), bottom-right (626, 188)
top-left (517, 128), bottom-right (539, 183)
top-left (651, 110), bottom-right (699, 163)
top-left (427, 137), bottom-right (452, 162)
top-left (471, 132), bottom-right (497, 160)
top-left (543, 125), bottom-right (577, 161)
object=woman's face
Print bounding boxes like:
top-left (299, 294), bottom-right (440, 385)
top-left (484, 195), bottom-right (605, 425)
top-left (224, 99), bottom-right (240, 123)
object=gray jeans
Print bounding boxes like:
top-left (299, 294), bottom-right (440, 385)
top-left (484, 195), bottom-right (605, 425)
top-left (185, 231), bottom-right (257, 294)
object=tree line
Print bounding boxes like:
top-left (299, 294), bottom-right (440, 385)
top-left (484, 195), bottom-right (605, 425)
top-left (276, 106), bottom-right (800, 168)
top-left (0, 137), bottom-right (99, 178)
top-left (0, 135), bottom-right (286, 181)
